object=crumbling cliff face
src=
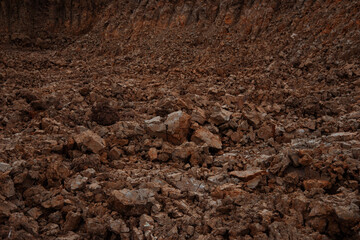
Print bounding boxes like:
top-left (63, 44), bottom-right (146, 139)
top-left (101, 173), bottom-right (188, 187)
top-left (0, 1), bottom-right (359, 240)
top-left (0, 0), bottom-right (109, 45)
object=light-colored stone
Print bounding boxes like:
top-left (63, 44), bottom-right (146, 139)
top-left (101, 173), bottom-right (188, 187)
top-left (164, 110), bottom-right (191, 145)
top-left (0, 162), bottom-right (12, 172)
top-left (145, 116), bottom-right (166, 136)
top-left (66, 175), bottom-right (88, 191)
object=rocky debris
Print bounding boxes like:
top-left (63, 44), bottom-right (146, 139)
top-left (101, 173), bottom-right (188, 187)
top-left (0, 0), bottom-right (360, 239)
top-left (73, 130), bottom-right (106, 153)
top-left (191, 127), bottom-right (222, 149)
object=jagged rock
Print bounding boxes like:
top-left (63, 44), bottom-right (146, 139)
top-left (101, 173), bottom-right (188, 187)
top-left (191, 127), bottom-right (222, 149)
top-left (334, 204), bottom-right (360, 223)
top-left (148, 147), bottom-right (158, 161)
top-left (257, 123), bottom-right (275, 140)
top-left (191, 107), bottom-right (207, 124)
top-left (0, 162), bottom-right (11, 172)
top-left (109, 218), bottom-right (130, 234)
top-left (303, 179), bottom-right (331, 190)
top-left (109, 189), bottom-right (156, 216)
top-left (209, 106), bottom-right (232, 125)
top-left (139, 214), bottom-right (154, 232)
top-left (74, 130), bottom-right (106, 153)
top-left (164, 110), bottom-right (191, 145)
top-left (109, 147), bottom-right (123, 160)
top-left (1, 178), bottom-right (15, 198)
top-left (41, 195), bottom-right (64, 209)
top-left (65, 175), bottom-right (88, 191)
top-left (63, 212), bottom-right (82, 231)
top-left (327, 132), bottom-right (357, 141)
top-left (86, 218), bottom-right (107, 236)
top-left (145, 116), bottom-right (166, 137)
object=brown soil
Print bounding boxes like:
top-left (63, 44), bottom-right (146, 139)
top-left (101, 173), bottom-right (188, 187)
top-left (0, 1), bottom-right (360, 239)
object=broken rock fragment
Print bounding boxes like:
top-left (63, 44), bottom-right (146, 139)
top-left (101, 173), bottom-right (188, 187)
top-left (109, 188), bottom-right (156, 216)
top-left (191, 127), bottom-right (222, 149)
top-left (209, 106), bottom-right (232, 125)
top-left (74, 130), bottom-right (106, 153)
top-left (145, 116), bottom-right (166, 138)
top-left (230, 169), bottom-right (266, 181)
top-left (303, 179), bottom-right (331, 190)
top-left (164, 110), bottom-right (191, 145)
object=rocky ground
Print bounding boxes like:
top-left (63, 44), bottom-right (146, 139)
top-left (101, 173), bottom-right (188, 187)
top-left (1, 0), bottom-right (360, 239)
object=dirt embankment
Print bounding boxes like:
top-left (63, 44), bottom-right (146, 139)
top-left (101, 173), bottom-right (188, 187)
top-left (0, 0), bottom-right (360, 240)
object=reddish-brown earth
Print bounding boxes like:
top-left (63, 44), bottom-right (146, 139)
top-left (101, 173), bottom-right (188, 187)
top-left (0, 0), bottom-right (360, 239)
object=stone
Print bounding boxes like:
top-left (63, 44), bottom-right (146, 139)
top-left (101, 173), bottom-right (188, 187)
top-left (0, 162), bottom-right (12, 172)
top-left (65, 175), bottom-right (88, 191)
top-left (41, 195), bottom-right (64, 209)
top-left (303, 179), bottom-right (331, 191)
top-left (172, 141), bottom-right (197, 161)
top-left (148, 148), bottom-right (158, 161)
top-left (352, 148), bottom-right (360, 159)
top-left (327, 132), bottom-right (357, 142)
top-left (0, 200), bottom-right (17, 218)
top-left (145, 116), bottom-right (166, 137)
top-left (63, 212), bottom-right (82, 231)
top-left (109, 147), bottom-right (123, 160)
top-left (86, 218), bottom-right (107, 236)
top-left (139, 214), bottom-right (154, 232)
top-left (9, 212), bottom-right (39, 235)
top-left (164, 110), bottom-right (191, 145)
top-left (243, 111), bottom-right (265, 128)
top-left (298, 154), bottom-right (313, 166)
top-left (110, 218), bottom-right (129, 234)
top-left (334, 204), bottom-right (360, 222)
top-left (1, 178), bottom-right (15, 198)
top-left (246, 176), bottom-right (262, 189)
top-left (109, 188), bottom-right (156, 216)
top-left (209, 106), bottom-right (232, 125)
top-left (229, 169), bottom-right (266, 181)
top-left (257, 123), bottom-right (275, 140)
top-left (191, 107), bottom-right (207, 125)
top-left (74, 130), bottom-right (106, 153)
top-left (191, 127), bottom-right (222, 149)
top-left (27, 207), bottom-right (42, 220)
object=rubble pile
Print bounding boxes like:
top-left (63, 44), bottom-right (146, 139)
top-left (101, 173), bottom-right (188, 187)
top-left (0, 0), bottom-right (360, 239)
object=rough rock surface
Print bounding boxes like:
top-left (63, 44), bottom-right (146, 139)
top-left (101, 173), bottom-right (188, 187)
top-left (0, 0), bottom-right (360, 239)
